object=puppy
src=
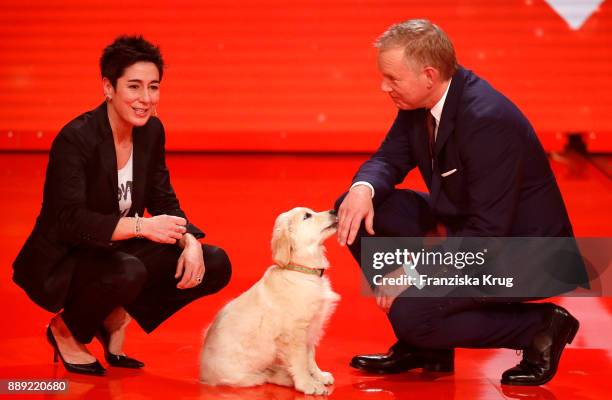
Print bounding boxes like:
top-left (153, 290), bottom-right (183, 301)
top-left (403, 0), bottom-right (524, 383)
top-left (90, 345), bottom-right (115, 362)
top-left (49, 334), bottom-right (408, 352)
top-left (200, 207), bottom-right (340, 395)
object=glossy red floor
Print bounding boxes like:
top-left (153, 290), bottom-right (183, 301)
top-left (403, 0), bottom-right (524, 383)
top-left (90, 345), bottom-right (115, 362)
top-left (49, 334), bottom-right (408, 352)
top-left (0, 152), bottom-right (610, 400)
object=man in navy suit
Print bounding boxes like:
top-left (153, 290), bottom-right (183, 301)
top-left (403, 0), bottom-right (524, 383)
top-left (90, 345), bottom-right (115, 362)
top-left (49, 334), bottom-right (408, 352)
top-left (335, 19), bottom-right (585, 385)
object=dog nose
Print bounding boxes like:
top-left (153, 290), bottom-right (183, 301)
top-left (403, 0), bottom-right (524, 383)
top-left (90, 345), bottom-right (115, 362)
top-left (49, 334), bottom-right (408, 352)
top-left (329, 209), bottom-right (337, 216)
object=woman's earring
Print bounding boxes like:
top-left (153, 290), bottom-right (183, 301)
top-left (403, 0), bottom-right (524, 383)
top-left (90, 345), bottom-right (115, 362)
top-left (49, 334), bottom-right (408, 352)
top-left (153, 107), bottom-right (158, 116)
top-left (106, 94), bottom-right (112, 102)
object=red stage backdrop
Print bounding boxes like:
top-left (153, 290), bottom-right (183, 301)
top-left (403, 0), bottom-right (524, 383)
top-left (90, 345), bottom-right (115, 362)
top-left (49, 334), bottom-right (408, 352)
top-left (0, 0), bottom-right (611, 152)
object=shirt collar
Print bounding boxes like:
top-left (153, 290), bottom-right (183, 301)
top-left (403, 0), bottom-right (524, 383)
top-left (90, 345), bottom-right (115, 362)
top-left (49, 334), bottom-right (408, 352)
top-left (430, 78), bottom-right (452, 124)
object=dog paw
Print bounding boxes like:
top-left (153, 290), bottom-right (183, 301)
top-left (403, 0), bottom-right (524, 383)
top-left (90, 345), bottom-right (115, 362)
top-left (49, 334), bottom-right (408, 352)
top-left (295, 379), bottom-right (328, 395)
top-left (316, 371), bottom-right (334, 385)
top-left (311, 370), bottom-right (334, 385)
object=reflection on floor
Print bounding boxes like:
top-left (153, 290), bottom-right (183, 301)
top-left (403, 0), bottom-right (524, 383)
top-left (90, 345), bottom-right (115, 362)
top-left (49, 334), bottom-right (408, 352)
top-left (0, 152), bottom-right (610, 399)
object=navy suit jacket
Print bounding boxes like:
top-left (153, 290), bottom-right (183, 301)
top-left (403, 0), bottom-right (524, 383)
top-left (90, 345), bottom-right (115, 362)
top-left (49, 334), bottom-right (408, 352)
top-left (354, 67), bottom-right (574, 237)
top-left (13, 102), bottom-right (204, 312)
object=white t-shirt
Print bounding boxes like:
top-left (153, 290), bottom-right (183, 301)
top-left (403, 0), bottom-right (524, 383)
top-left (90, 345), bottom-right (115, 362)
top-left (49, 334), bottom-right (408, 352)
top-left (117, 149), bottom-right (133, 217)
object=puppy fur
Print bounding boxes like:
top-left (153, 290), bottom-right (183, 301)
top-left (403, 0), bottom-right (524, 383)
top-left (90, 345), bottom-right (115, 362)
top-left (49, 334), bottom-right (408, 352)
top-left (200, 207), bottom-right (340, 395)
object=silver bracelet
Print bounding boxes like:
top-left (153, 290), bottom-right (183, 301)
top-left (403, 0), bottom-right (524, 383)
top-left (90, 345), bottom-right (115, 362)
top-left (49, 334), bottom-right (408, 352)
top-left (135, 213), bottom-right (143, 238)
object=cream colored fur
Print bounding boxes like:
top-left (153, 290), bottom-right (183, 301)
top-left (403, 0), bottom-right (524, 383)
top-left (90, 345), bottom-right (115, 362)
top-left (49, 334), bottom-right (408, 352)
top-left (200, 207), bottom-right (340, 395)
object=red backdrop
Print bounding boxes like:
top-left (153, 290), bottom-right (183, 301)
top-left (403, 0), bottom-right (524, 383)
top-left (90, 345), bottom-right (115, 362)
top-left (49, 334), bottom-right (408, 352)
top-left (0, 0), bottom-right (611, 152)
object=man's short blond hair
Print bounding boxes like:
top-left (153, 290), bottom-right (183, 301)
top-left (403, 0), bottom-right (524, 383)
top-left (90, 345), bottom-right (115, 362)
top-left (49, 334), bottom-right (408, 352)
top-left (375, 19), bottom-right (457, 80)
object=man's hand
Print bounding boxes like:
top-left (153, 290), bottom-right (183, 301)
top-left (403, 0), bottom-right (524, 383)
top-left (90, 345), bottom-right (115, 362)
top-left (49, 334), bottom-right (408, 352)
top-left (374, 266), bottom-right (410, 313)
top-left (337, 185), bottom-right (375, 246)
top-left (376, 292), bottom-right (397, 313)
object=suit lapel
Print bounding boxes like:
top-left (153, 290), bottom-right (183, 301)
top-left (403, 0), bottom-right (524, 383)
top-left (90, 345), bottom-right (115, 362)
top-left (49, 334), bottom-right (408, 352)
top-left (433, 68), bottom-right (465, 157)
top-left (434, 114), bottom-right (455, 157)
top-left (99, 136), bottom-right (118, 214)
top-left (430, 67), bottom-right (468, 207)
top-left (130, 127), bottom-right (148, 217)
top-left (416, 109), bottom-right (433, 188)
top-left (95, 103), bottom-right (120, 213)
top-left (430, 117), bottom-right (455, 207)
top-left (430, 162), bottom-right (442, 209)
top-left (94, 102), bottom-right (149, 217)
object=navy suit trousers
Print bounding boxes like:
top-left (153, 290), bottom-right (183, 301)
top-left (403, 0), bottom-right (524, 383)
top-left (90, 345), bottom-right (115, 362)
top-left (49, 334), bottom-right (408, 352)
top-left (335, 189), bottom-right (549, 350)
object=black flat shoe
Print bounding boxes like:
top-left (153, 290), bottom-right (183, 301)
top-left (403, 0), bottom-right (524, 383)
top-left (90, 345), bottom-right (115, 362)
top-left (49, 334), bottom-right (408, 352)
top-left (46, 326), bottom-right (106, 376)
top-left (501, 304), bottom-right (579, 386)
top-left (350, 341), bottom-right (454, 374)
top-left (96, 327), bottom-right (144, 369)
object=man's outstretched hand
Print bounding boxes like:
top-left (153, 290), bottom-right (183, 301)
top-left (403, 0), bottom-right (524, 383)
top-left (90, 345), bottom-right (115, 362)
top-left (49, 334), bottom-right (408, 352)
top-left (337, 185), bottom-right (375, 246)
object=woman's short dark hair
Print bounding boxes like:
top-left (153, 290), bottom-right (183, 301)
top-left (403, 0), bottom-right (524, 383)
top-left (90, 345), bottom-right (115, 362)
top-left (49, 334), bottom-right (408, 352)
top-left (100, 35), bottom-right (164, 87)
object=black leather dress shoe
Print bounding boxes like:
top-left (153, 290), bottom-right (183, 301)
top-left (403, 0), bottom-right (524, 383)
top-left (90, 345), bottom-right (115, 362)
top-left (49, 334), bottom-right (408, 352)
top-left (501, 304), bottom-right (579, 386)
top-left (96, 327), bottom-right (145, 369)
top-left (350, 341), bottom-right (454, 374)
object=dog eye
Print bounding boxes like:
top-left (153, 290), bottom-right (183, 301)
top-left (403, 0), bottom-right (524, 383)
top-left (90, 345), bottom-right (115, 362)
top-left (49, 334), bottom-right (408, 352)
top-left (303, 213), bottom-right (312, 220)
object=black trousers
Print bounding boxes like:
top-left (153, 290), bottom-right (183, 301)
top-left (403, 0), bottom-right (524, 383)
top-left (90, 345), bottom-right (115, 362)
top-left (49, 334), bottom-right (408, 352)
top-left (60, 240), bottom-right (231, 343)
top-left (335, 189), bottom-right (548, 350)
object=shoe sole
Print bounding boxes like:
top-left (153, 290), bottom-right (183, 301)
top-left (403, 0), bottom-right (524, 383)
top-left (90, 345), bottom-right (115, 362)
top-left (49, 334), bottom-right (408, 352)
top-left (349, 360), bottom-right (454, 374)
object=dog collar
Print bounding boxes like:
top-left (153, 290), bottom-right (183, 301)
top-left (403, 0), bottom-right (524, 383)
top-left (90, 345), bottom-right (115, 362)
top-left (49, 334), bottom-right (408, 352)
top-left (281, 263), bottom-right (325, 277)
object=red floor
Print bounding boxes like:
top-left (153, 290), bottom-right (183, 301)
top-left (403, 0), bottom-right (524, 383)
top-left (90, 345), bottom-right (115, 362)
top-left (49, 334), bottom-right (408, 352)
top-left (0, 152), bottom-right (611, 399)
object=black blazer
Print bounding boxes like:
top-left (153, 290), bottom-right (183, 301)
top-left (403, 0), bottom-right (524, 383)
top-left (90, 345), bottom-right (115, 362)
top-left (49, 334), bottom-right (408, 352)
top-left (354, 66), bottom-right (574, 237)
top-left (13, 102), bottom-right (204, 312)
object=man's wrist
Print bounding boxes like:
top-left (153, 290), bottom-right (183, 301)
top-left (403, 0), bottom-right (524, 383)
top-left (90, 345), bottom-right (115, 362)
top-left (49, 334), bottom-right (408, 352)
top-left (350, 181), bottom-right (375, 198)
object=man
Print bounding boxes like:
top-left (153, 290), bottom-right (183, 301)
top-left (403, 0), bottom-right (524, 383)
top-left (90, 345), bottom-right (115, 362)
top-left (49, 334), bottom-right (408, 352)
top-left (335, 19), bottom-right (586, 386)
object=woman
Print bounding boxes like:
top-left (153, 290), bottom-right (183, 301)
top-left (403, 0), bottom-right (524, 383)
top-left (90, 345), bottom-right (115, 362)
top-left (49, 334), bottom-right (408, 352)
top-left (12, 36), bottom-right (232, 376)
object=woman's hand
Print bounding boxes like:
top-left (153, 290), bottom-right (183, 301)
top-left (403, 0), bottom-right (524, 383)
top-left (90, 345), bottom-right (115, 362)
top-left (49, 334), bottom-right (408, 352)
top-left (175, 235), bottom-right (205, 289)
top-left (141, 215), bottom-right (187, 244)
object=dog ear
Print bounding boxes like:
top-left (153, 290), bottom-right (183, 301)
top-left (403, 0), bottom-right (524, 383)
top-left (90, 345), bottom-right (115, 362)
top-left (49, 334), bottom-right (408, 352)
top-left (271, 215), bottom-right (292, 267)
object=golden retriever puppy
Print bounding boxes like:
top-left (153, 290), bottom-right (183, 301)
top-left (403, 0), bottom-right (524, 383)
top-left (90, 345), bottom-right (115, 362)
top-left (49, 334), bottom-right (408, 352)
top-left (200, 207), bottom-right (340, 395)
